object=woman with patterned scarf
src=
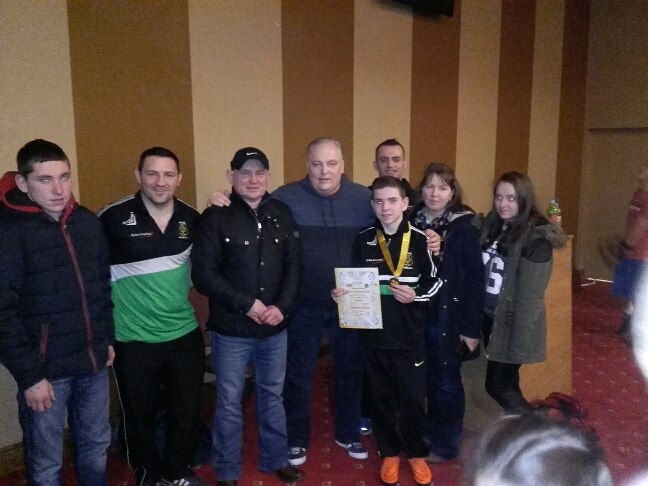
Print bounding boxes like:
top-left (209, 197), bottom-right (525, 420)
top-left (409, 163), bottom-right (484, 463)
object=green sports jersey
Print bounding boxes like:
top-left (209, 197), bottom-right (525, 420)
top-left (98, 193), bottom-right (200, 343)
top-left (111, 247), bottom-right (197, 342)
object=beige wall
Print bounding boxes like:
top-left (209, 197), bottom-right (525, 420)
top-left (352, 0), bottom-right (412, 187)
top-left (0, 1), bottom-right (78, 193)
top-left (282, 1), bottom-right (355, 182)
top-left (527, 0), bottom-right (564, 211)
top-left (0, 0), bottom-right (586, 221)
top-left (586, 1), bottom-right (648, 130)
top-left (577, 0), bottom-right (648, 279)
top-left (455, 0), bottom-right (501, 213)
top-left (189, 1), bottom-right (284, 209)
top-left (67, 1), bottom-right (196, 212)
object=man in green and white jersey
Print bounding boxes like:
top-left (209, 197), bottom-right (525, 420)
top-left (99, 147), bottom-right (206, 486)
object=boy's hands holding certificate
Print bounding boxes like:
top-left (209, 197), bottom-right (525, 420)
top-left (331, 287), bottom-right (348, 303)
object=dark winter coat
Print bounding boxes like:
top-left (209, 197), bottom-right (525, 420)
top-left (191, 191), bottom-right (300, 338)
top-left (272, 175), bottom-right (374, 305)
top-left (409, 205), bottom-right (484, 363)
top-left (0, 172), bottom-right (114, 391)
top-left (478, 214), bottom-right (566, 364)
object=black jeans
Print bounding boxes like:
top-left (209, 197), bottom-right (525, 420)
top-left (114, 327), bottom-right (204, 480)
top-left (482, 315), bottom-right (530, 413)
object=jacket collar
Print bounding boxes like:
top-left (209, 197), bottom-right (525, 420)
top-left (230, 189), bottom-right (271, 210)
top-left (375, 216), bottom-right (410, 236)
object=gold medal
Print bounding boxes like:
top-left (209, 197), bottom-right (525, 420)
top-left (377, 223), bottom-right (412, 286)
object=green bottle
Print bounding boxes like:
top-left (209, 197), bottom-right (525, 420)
top-left (547, 198), bottom-right (562, 225)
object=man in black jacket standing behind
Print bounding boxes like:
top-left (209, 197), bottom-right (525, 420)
top-left (192, 147), bottom-right (304, 486)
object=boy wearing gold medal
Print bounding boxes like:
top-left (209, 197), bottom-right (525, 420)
top-left (332, 176), bottom-right (442, 486)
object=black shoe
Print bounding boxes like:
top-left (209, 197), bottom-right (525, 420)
top-left (275, 465), bottom-right (305, 483)
top-left (217, 481), bottom-right (238, 486)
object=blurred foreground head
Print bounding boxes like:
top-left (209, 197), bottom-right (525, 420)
top-left (466, 413), bottom-right (613, 486)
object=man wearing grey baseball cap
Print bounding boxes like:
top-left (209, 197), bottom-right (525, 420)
top-left (192, 147), bottom-right (304, 486)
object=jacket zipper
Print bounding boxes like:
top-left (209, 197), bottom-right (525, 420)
top-left (61, 222), bottom-right (99, 373)
top-left (39, 324), bottom-right (49, 361)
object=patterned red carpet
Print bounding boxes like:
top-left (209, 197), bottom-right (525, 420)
top-left (571, 281), bottom-right (648, 485)
top-left (1, 281), bottom-right (646, 485)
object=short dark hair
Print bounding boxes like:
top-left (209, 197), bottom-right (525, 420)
top-left (16, 139), bottom-right (69, 177)
top-left (375, 138), bottom-right (405, 159)
top-left (138, 147), bottom-right (180, 172)
top-left (371, 176), bottom-right (407, 199)
top-left (416, 162), bottom-right (469, 213)
top-left (467, 412), bottom-right (613, 486)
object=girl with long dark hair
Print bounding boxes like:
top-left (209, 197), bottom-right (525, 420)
top-left (479, 172), bottom-right (565, 412)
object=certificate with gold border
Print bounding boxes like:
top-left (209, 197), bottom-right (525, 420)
top-left (334, 268), bottom-right (383, 329)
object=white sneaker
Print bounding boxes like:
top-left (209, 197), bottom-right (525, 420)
top-left (288, 446), bottom-right (307, 466)
top-left (335, 440), bottom-right (369, 459)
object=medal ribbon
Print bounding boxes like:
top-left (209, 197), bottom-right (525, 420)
top-left (376, 222), bottom-right (411, 279)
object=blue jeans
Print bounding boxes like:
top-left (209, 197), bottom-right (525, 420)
top-left (283, 302), bottom-right (363, 447)
top-left (211, 330), bottom-right (288, 480)
top-left (18, 368), bottom-right (110, 486)
top-left (425, 319), bottom-right (465, 460)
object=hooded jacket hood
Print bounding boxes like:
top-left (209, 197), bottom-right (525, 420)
top-left (0, 170), bottom-right (77, 222)
top-left (531, 217), bottom-right (567, 249)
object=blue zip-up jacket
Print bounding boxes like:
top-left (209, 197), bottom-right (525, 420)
top-left (272, 175), bottom-right (374, 305)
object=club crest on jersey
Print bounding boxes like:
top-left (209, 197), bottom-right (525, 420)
top-left (405, 252), bottom-right (413, 268)
top-left (122, 212), bottom-right (137, 226)
top-left (178, 221), bottom-right (189, 239)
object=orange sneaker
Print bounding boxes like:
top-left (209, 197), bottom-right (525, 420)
top-left (409, 457), bottom-right (433, 486)
top-left (380, 456), bottom-right (400, 485)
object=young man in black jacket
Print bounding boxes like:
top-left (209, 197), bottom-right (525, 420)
top-left (0, 139), bottom-right (114, 486)
top-left (192, 147), bottom-right (304, 486)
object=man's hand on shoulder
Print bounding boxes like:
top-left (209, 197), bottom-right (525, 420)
top-left (260, 305), bottom-right (284, 326)
top-left (206, 189), bottom-right (231, 208)
top-left (25, 379), bottom-right (55, 412)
